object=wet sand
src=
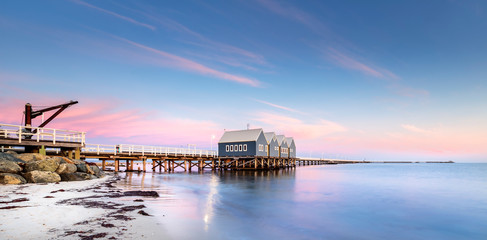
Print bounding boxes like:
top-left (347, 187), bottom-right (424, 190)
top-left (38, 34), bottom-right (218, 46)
top-left (0, 174), bottom-right (167, 240)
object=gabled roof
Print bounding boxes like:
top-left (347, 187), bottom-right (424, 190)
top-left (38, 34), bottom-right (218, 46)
top-left (285, 137), bottom-right (295, 146)
top-left (275, 135), bottom-right (286, 146)
top-left (264, 132), bottom-right (276, 144)
top-left (219, 128), bottom-right (264, 143)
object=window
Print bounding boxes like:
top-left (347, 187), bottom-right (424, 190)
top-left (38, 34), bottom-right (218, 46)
top-left (230, 145), bottom-right (233, 152)
top-left (239, 144), bottom-right (242, 151)
top-left (243, 144), bottom-right (247, 151)
top-left (265, 145), bottom-right (268, 152)
top-left (226, 145), bottom-right (229, 152)
top-left (235, 145), bottom-right (238, 152)
top-left (258, 144), bottom-right (264, 151)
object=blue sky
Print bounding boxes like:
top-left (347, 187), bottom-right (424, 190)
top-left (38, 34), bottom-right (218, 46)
top-left (1, 0), bottom-right (486, 161)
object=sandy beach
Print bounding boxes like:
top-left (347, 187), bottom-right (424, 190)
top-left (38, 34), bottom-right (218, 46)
top-left (0, 174), bottom-right (167, 240)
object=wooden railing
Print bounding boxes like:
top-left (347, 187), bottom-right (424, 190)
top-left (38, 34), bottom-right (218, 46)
top-left (0, 123), bottom-right (85, 145)
top-left (83, 143), bottom-right (217, 157)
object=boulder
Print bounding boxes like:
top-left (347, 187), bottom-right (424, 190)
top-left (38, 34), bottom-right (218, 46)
top-left (17, 153), bottom-right (47, 162)
top-left (56, 163), bottom-right (77, 174)
top-left (25, 158), bottom-right (61, 172)
top-left (5, 151), bottom-right (18, 155)
top-left (23, 171), bottom-right (61, 183)
top-left (60, 172), bottom-right (97, 181)
top-left (90, 165), bottom-right (105, 178)
top-left (0, 152), bottom-right (25, 164)
top-left (76, 163), bottom-right (94, 174)
top-left (0, 158), bottom-right (22, 174)
top-left (0, 173), bottom-right (26, 184)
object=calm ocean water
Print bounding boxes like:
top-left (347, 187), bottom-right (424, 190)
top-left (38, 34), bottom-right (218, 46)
top-left (117, 163), bottom-right (487, 240)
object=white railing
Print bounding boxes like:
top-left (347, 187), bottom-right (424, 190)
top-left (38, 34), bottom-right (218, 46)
top-left (0, 123), bottom-right (85, 145)
top-left (83, 143), bottom-right (217, 157)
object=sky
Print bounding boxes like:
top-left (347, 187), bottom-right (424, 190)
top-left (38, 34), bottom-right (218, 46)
top-left (0, 0), bottom-right (486, 162)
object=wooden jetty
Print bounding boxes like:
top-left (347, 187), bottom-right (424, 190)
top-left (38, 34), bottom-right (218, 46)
top-left (1, 123), bottom-right (363, 173)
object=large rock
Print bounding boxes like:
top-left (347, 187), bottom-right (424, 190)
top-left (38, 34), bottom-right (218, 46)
top-left (17, 153), bottom-right (47, 162)
top-left (60, 172), bottom-right (97, 181)
top-left (23, 170), bottom-right (61, 183)
top-left (56, 163), bottom-right (77, 174)
top-left (25, 158), bottom-right (61, 172)
top-left (0, 158), bottom-right (22, 174)
top-left (0, 173), bottom-right (27, 184)
top-left (90, 165), bottom-right (105, 178)
top-left (76, 163), bottom-right (94, 174)
top-left (0, 152), bottom-right (25, 164)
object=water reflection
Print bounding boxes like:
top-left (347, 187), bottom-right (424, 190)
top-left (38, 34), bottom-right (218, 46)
top-left (116, 164), bottom-right (487, 240)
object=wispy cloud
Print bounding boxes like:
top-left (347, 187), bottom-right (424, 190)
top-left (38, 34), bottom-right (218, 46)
top-left (391, 84), bottom-right (429, 98)
top-left (71, 0), bottom-right (156, 30)
top-left (401, 124), bottom-right (433, 134)
top-left (144, 14), bottom-right (268, 66)
top-left (256, 0), bottom-right (328, 34)
top-left (252, 98), bottom-right (302, 113)
top-left (326, 48), bottom-right (399, 80)
top-left (112, 36), bottom-right (261, 87)
top-left (253, 112), bottom-right (347, 140)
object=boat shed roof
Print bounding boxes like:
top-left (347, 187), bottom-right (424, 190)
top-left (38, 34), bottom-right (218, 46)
top-left (264, 132), bottom-right (276, 143)
top-left (276, 135), bottom-right (286, 145)
top-left (219, 128), bottom-right (264, 143)
top-left (286, 137), bottom-right (294, 146)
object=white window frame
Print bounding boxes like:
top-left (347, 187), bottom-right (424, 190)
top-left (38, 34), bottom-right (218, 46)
top-left (239, 144), bottom-right (242, 151)
top-left (235, 145), bottom-right (238, 152)
top-left (243, 144), bottom-right (247, 151)
top-left (226, 145), bottom-right (229, 152)
top-left (230, 145), bottom-right (233, 152)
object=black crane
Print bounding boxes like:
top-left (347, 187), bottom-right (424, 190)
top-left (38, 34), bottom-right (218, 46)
top-left (24, 100), bottom-right (78, 130)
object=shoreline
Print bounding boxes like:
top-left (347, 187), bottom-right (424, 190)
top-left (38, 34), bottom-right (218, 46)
top-left (0, 174), bottom-right (167, 240)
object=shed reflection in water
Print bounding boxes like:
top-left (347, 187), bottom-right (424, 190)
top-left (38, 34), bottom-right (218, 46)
top-left (116, 164), bottom-right (487, 240)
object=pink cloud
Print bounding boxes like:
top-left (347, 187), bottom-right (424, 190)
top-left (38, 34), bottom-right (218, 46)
top-left (253, 112), bottom-right (347, 140)
top-left (71, 0), bottom-right (156, 30)
top-left (0, 96), bottom-right (221, 148)
top-left (113, 36), bottom-right (261, 87)
top-left (401, 124), bottom-right (433, 134)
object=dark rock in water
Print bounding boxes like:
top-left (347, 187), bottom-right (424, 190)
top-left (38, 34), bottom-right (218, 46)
top-left (119, 205), bottom-right (145, 212)
top-left (56, 163), bottom-right (77, 174)
top-left (24, 158), bottom-right (61, 172)
top-left (60, 172), bottom-right (96, 181)
top-left (123, 191), bottom-right (159, 197)
top-left (137, 210), bottom-right (151, 216)
top-left (0, 173), bottom-right (27, 184)
top-left (0, 158), bottom-right (22, 174)
top-left (23, 170), bottom-right (61, 183)
top-left (16, 153), bottom-right (46, 162)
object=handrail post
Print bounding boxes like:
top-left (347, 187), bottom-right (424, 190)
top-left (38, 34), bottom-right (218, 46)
top-left (18, 126), bottom-right (22, 143)
top-left (53, 129), bottom-right (56, 144)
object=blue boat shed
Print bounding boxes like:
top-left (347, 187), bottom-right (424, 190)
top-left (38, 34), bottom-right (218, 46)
top-left (264, 132), bottom-right (279, 157)
top-left (218, 128), bottom-right (268, 157)
top-left (276, 135), bottom-right (289, 158)
top-left (286, 137), bottom-right (296, 158)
